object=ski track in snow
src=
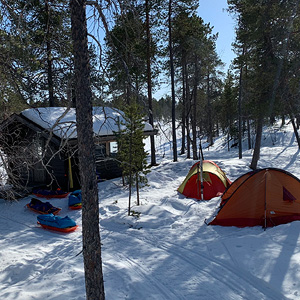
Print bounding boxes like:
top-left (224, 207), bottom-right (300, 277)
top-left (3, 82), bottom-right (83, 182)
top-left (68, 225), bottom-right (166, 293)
top-left (102, 228), bottom-right (289, 300)
top-left (116, 253), bottom-right (185, 300)
top-left (139, 236), bottom-right (290, 300)
top-left (160, 241), bottom-right (289, 300)
top-left (220, 240), bottom-right (240, 267)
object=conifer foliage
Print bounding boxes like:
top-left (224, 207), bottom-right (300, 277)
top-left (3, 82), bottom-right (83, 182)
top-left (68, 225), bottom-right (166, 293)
top-left (116, 102), bottom-right (150, 215)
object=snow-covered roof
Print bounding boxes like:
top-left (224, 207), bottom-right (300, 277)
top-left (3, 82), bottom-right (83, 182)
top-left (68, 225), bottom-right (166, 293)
top-left (21, 106), bottom-right (153, 140)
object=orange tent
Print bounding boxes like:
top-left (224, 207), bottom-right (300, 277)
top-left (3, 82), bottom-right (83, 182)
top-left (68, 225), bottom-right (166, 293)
top-left (209, 168), bottom-right (300, 228)
top-left (178, 160), bottom-right (231, 200)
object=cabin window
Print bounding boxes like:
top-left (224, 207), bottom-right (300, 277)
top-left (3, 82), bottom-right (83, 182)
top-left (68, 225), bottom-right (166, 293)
top-left (110, 142), bottom-right (118, 155)
top-left (95, 142), bottom-right (118, 161)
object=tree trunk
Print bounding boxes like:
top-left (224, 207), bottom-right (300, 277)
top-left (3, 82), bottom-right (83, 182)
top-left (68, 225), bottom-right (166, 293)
top-left (227, 131), bottom-right (230, 151)
top-left (238, 63), bottom-right (243, 158)
top-left (168, 0), bottom-right (177, 162)
top-left (191, 59), bottom-right (199, 160)
top-left (136, 173), bottom-right (140, 206)
top-left (185, 61), bottom-right (191, 159)
top-left (281, 115), bottom-right (285, 127)
top-left (206, 73), bottom-right (213, 146)
top-left (45, 0), bottom-right (55, 107)
top-left (128, 179), bottom-right (132, 215)
top-left (70, 1), bottom-right (105, 299)
top-left (250, 117), bottom-right (263, 170)
top-left (291, 118), bottom-right (300, 150)
top-left (191, 86), bottom-right (197, 160)
top-left (128, 130), bottom-right (133, 215)
top-left (180, 59), bottom-right (186, 155)
top-left (247, 117), bottom-right (251, 150)
top-left (145, 0), bottom-right (156, 166)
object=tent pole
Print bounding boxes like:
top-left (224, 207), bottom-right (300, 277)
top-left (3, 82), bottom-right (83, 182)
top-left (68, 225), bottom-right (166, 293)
top-left (199, 138), bottom-right (204, 161)
top-left (198, 139), bottom-right (204, 200)
top-left (197, 163), bottom-right (200, 199)
top-left (200, 157), bottom-right (204, 201)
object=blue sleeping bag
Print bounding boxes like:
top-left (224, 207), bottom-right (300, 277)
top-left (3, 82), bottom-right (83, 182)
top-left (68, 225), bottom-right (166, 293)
top-left (37, 214), bottom-right (76, 229)
top-left (68, 190), bottom-right (82, 206)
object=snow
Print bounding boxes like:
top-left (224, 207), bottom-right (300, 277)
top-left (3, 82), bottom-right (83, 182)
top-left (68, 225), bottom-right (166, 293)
top-left (21, 107), bottom-right (153, 139)
top-left (1, 120), bottom-right (300, 299)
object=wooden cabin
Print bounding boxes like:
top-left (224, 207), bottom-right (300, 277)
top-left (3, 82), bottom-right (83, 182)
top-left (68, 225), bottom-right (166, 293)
top-left (0, 107), bottom-right (156, 192)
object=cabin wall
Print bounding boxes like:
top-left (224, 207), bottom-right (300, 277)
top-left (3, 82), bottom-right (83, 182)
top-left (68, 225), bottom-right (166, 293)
top-left (3, 124), bottom-right (43, 190)
top-left (20, 138), bottom-right (68, 191)
top-left (1, 121), bottom-right (69, 191)
top-left (95, 158), bottom-right (122, 181)
top-left (2, 119), bottom-right (123, 192)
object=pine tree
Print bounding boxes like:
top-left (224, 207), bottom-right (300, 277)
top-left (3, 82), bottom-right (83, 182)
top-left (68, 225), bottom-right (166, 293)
top-left (116, 102), bottom-right (150, 215)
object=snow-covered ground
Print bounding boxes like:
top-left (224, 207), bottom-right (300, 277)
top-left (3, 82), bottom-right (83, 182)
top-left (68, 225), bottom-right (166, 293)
top-left (1, 120), bottom-right (300, 299)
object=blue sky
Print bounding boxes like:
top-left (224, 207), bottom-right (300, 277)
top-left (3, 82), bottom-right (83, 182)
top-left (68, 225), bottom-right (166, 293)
top-left (198, 0), bottom-right (236, 70)
top-left (153, 1), bottom-right (237, 98)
